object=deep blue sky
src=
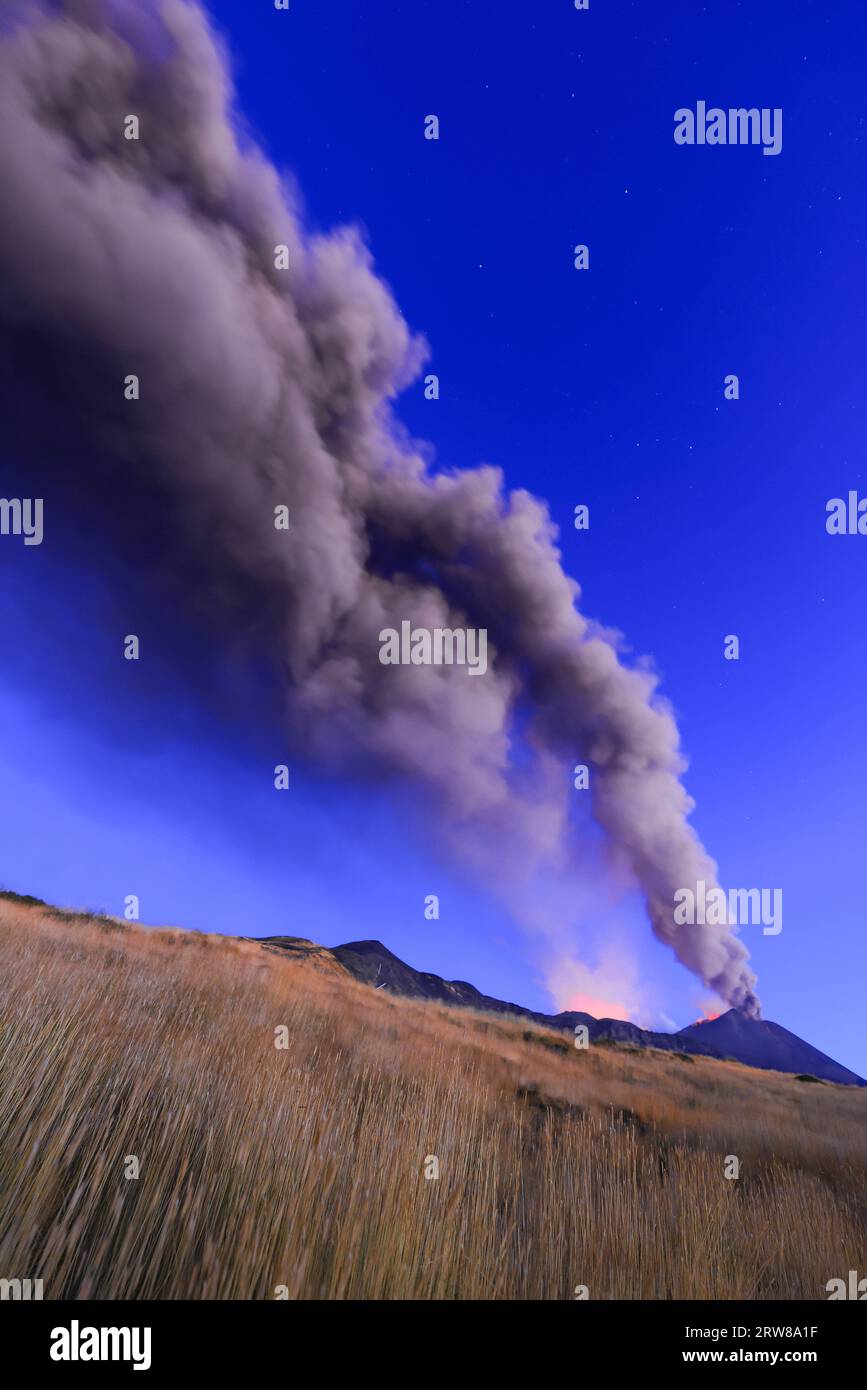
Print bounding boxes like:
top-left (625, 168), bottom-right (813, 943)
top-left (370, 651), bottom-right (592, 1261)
top-left (2, 0), bottom-right (866, 1071)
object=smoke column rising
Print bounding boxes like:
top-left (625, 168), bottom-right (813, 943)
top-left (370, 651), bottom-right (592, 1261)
top-left (0, 0), bottom-right (760, 1015)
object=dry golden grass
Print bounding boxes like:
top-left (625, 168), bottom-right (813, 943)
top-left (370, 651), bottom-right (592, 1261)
top-left (0, 897), bottom-right (864, 1299)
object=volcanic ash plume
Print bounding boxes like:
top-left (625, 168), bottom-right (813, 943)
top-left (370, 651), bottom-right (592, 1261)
top-left (0, 0), bottom-right (760, 1016)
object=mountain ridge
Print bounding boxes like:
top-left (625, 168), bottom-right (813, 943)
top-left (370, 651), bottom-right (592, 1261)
top-left (257, 935), bottom-right (866, 1087)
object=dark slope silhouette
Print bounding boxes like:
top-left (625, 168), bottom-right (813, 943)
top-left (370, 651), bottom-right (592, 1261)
top-left (676, 1010), bottom-right (864, 1086)
top-left (256, 936), bottom-right (864, 1087)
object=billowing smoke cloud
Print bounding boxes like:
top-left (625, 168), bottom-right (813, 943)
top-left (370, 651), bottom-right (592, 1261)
top-left (0, 0), bottom-right (760, 1015)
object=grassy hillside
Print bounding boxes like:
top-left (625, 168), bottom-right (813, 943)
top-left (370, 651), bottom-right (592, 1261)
top-left (0, 896), bottom-right (864, 1299)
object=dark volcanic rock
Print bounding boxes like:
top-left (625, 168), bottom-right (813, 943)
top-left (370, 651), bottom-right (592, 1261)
top-left (256, 936), bottom-right (865, 1086)
top-left (326, 941), bottom-right (720, 1058)
top-left (677, 1010), bottom-right (864, 1087)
